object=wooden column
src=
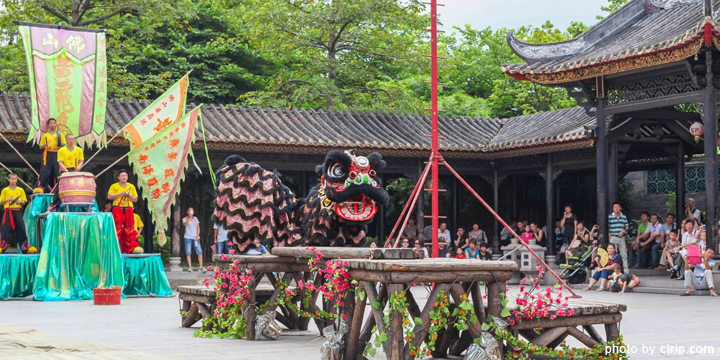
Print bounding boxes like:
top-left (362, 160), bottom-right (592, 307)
top-left (379, 173), bottom-right (386, 242)
top-left (512, 176), bottom-right (517, 220)
top-left (546, 154), bottom-right (555, 255)
top-left (676, 144), bottom-right (685, 229)
top-left (452, 176), bottom-right (458, 231)
top-left (493, 169), bottom-right (500, 253)
top-left (608, 141), bottom-right (619, 207)
top-left (596, 96), bottom-right (609, 246)
top-left (416, 158), bottom-right (425, 235)
top-left (301, 170), bottom-right (308, 198)
top-left (703, 49), bottom-right (718, 251)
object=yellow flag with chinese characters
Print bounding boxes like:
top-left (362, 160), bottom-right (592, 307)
top-left (122, 73), bottom-right (189, 149)
top-left (127, 106), bottom-right (201, 246)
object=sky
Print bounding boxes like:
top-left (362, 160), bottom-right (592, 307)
top-left (440, 0), bottom-right (610, 32)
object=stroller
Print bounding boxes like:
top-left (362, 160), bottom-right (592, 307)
top-left (559, 242), bottom-right (598, 284)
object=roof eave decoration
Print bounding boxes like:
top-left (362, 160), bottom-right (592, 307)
top-left (505, 21), bottom-right (717, 85)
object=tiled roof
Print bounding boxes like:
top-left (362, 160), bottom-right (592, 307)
top-left (487, 107), bottom-right (594, 151)
top-left (503, 0), bottom-right (719, 82)
top-left (0, 92), bottom-right (594, 155)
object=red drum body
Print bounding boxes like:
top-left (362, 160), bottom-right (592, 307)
top-left (58, 172), bottom-right (96, 204)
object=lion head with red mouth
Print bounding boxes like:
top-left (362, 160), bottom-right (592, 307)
top-left (301, 150), bottom-right (389, 246)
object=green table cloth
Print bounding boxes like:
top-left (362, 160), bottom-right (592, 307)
top-left (0, 255), bottom-right (39, 299)
top-left (33, 213), bottom-right (124, 301)
top-left (122, 255), bottom-right (173, 297)
top-left (24, 194), bottom-right (53, 249)
top-left (24, 195), bottom-right (100, 249)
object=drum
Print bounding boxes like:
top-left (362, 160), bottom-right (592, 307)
top-left (58, 172), bottom-right (96, 205)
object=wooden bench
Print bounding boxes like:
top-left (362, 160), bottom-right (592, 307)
top-left (178, 284), bottom-right (275, 328)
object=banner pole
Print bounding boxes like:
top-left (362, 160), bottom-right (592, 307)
top-left (94, 153), bottom-right (129, 179)
top-left (0, 132), bottom-right (40, 178)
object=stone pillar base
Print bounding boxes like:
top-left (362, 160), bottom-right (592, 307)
top-left (169, 257), bottom-right (183, 272)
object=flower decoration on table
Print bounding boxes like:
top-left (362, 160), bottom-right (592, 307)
top-left (364, 289), bottom-right (479, 359)
top-left (194, 257), bottom-right (254, 339)
top-left (477, 266), bottom-right (630, 360)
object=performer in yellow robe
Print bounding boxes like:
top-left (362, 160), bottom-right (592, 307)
top-left (107, 170), bottom-right (142, 254)
top-left (39, 118), bottom-right (66, 192)
top-left (0, 173), bottom-right (28, 253)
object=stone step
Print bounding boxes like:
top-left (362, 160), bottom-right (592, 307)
top-left (570, 284), bottom-right (714, 296)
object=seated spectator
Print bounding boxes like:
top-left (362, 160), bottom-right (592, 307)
top-left (630, 211), bottom-right (650, 267)
top-left (635, 214), bottom-right (663, 269)
top-left (438, 223), bottom-right (452, 246)
top-left (552, 219), bottom-right (564, 250)
top-left (246, 239), bottom-right (267, 255)
top-left (478, 243), bottom-right (492, 260)
top-left (500, 220), bottom-right (520, 246)
top-left (455, 227), bottom-right (469, 250)
top-left (584, 243), bottom-right (621, 291)
top-left (681, 248), bottom-right (717, 297)
top-left (674, 219), bottom-right (698, 280)
top-left (437, 240), bottom-right (452, 258)
top-left (662, 230), bottom-right (681, 276)
top-left (468, 223), bottom-right (489, 247)
top-left (402, 218), bottom-right (418, 241)
top-left (423, 225), bottom-right (433, 242)
top-left (530, 222), bottom-right (545, 247)
top-left (464, 238), bottom-right (480, 259)
top-left (413, 239), bottom-right (428, 258)
top-left (400, 238), bottom-right (411, 248)
top-left (454, 247), bottom-right (465, 259)
top-left (521, 224), bottom-right (533, 243)
top-left (565, 221), bottom-right (590, 264)
top-left (369, 241), bottom-right (378, 248)
top-left (610, 263), bottom-right (640, 293)
top-left (655, 213), bottom-right (676, 270)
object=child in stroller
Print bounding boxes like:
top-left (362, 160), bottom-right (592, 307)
top-left (559, 240), bottom-right (598, 284)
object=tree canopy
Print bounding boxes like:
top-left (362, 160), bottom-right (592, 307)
top-left (0, 0), bottom-right (624, 118)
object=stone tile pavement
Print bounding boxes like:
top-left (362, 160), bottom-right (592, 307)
top-left (1, 286), bottom-right (718, 359)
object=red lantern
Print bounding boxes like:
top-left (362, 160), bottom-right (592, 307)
top-left (690, 122), bottom-right (705, 142)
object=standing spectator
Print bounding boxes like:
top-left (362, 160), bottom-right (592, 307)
top-left (663, 230), bottom-right (681, 277)
top-left (608, 202), bottom-right (630, 273)
top-left (454, 227), bottom-right (469, 250)
top-left (214, 221), bottom-right (230, 255)
top-left (530, 222), bottom-right (545, 247)
top-left (182, 207), bottom-right (204, 272)
top-left (0, 173), bottom-right (28, 253)
top-left (681, 248), bottom-right (717, 297)
top-left (401, 218), bottom-right (417, 241)
top-left (655, 213), bottom-right (676, 270)
top-left (584, 243), bottom-right (621, 291)
top-left (413, 239), bottom-right (428, 258)
top-left (635, 214), bottom-right (663, 269)
top-left (684, 198), bottom-right (702, 227)
top-left (438, 223), bottom-right (452, 245)
top-left (468, 223), bottom-right (489, 246)
top-left (464, 239), bottom-right (480, 259)
top-left (560, 205), bottom-right (578, 248)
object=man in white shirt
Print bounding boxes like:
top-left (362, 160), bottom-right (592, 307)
top-left (681, 248), bottom-right (717, 297)
top-left (635, 214), bottom-right (663, 269)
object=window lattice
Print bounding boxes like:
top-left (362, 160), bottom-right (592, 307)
top-left (646, 166), bottom-right (708, 194)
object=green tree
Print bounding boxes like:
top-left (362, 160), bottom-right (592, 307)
top-left (598, 0), bottom-right (630, 20)
top-left (234, 0), bottom-right (427, 110)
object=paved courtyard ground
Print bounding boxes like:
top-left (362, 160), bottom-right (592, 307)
top-left (1, 286), bottom-right (718, 359)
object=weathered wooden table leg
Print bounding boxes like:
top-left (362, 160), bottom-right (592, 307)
top-left (358, 283), bottom-right (386, 355)
top-left (605, 322), bottom-right (620, 342)
top-left (345, 283), bottom-right (367, 360)
top-left (364, 282), bottom-right (391, 356)
top-left (245, 287), bottom-right (256, 340)
top-left (387, 284), bottom-right (405, 360)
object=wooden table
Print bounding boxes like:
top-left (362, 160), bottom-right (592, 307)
top-left (343, 258), bottom-right (517, 360)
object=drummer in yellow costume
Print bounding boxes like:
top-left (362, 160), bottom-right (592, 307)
top-left (0, 173), bottom-right (29, 253)
top-left (39, 118), bottom-right (66, 193)
top-left (57, 134), bottom-right (84, 173)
